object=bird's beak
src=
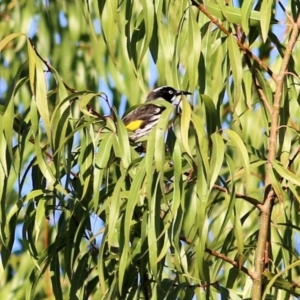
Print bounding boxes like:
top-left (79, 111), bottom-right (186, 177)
top-left (176, 90), bottom-right (192, 96)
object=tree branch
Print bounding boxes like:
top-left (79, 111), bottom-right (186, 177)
top-left (205, 247), bottom-right (256, 280)
top-left (180, 236), bottom-right (256, 280)
top-left (28, 37), bottom-right (110, 120)
top-left (213, 184), bottom-right (263, 210)
top-left (252, 12), bottom-right (300, 299)
top-left (192, 3), bottom-right (275, 79)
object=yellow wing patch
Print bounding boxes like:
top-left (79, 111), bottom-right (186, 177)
top-left (125, 120), bottom-right (143, 131)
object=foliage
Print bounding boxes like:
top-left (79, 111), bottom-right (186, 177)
top-left (1, 0), bottom-right (300, 299)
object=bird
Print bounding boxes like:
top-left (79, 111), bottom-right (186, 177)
top-left (122, 86), bottom-right (192, 142)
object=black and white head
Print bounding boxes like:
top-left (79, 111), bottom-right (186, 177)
top-left (146, 86), bottom-right (192, 102)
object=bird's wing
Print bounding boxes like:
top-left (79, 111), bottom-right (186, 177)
top-left (122, 104), bottom-right (163, 131)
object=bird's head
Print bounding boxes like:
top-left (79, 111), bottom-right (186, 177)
top-left (146, 86), bottom-right (192, 102)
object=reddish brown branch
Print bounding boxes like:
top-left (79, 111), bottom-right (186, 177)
top-left (180, 236), bottom-right (256, 279)
top-left (243, 55), bottom-right (273, 114)
top-left (28, 37), bottom-right (111, 115)
top-left (252, 11), bottom-right (300, 299)
top-left (28, 38), bottom-right (78, 94)
top-left (205, 247), bottom-right (256, 279)
top-left (192, 3), bottom-right (275, 79)
top-left (213, 184), bottom-right (263, 210)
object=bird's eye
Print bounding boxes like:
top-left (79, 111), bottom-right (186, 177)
top-left (168, 90), bottom-right (174, 94)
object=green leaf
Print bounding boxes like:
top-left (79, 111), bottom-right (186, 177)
top-left (234, 208), bottom-right (244, 260)
top-left (272, 160), bottom-right (300, 187)
top-left (255, 70), bottom-right (273, 107)
top-left (27, 39), bottom-right (36, 96)
top-left (205, 2), bottom-right (261, 26)
top-left (139, 0), bottom-right (154, 67)
top-left (107, 175), bottom-right (124, 249)
top-left (30, 43), bottom-right (51, 140)
top-left (155, 104), bottom-right (174, 171)
top-left (209, 132), bottom-right (224, 190)
top-left (119, 164), bottom-right (146, 292)
top-left (260, 0), bottom-right (273, 42)
top-left (115, 113), bottom-right (132, 170)
top-left (262, 261), bottom-right (300, 299)
top-left (34, 199), bottom-right (46, 243)
top-left (50, 253), bottom-right (63, 300)
top-left (191, 111), bottom-right (209, 173)
top-left (0, 130), bottom-right (8, 176)
top-left (180, 97), bottom-right (192, 157)
top-left (227, 35), bottom-right (242, 106)
top-left (201, 94), bottom-right (218, 135)
top-left (0, 32), bottom-right (26, 51)
top-left (270, 168), bottom-right (287, 202)
top-left (225, 130), bottom-right (251, 187)
top-left (187, 8), bottom-right (201, 90)
top-left (97, 0), bottom-right (118, 65)
top-left (241, 0), bottom-right (256, 35)
top-left (215, 187), bottom-right (236, 244)
top-left (147, 173), bottom-right (162, 280)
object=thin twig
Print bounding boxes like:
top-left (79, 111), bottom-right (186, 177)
top-left (205, 247), bottom-right (256, 279)
top-left (192, 3), bottom-right (275, 79)
top-left (255, 78), bottom-right (273, 114)
top-left (213, 184), bottom-right (263, 210)
top-left (288, 147), bottom-right (300, 170)
top-left (26, 39), bottom-right (110, 180)
top-left (277, 0), bottom-right (294, 25)
top-left (180, 236), bottom-right (256, 279)
top-left (243, 54), bottom-right (273, 114)
top-left (28, 38), bottom-right (78, 94)
top-left (27, 137), bottom-right (79, 179)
